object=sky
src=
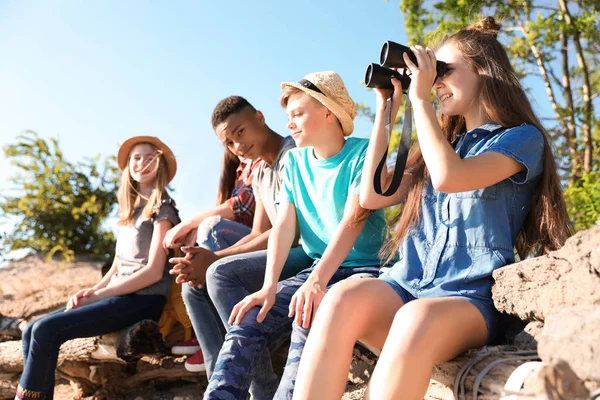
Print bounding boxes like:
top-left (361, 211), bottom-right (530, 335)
top-left (0, 1), bottom-right (551, 259)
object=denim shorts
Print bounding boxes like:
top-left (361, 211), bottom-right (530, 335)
top-left (379, 272), bottom-right (501, 344)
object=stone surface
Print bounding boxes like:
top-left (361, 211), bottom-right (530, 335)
top-left (492, 225), bottom-right (600, 323)
top-left (538, 306), bottom-right (600, 382)
top-left (0, 255), bottom-right (103, 320)
top-left (3, 225), bottom-right (600, 399)
top-left (513, 321), bottom-right (544, 350)
top-left (522, 361), bottom-right (590, 400)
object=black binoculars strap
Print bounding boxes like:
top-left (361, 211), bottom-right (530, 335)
top-left (373, 95), bottom-right (412, 196)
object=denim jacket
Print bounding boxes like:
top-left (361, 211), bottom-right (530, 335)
top-left (382, 123), bottom-right (544, 302)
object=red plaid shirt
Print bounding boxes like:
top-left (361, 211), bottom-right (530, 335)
top-left (226, 158), bottom-right (262, 227)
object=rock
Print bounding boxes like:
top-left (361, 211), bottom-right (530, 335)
top-left (0, 320), bottom-right (200, 399)
top-left (0, 314), bottom-right (22, 339)
top-left (492, 225), bottom-right (600, 322)
top-left (537, 306), bottom-right (600, 382)
top-left (522, 360), bottom-right (590, 399)
top-left (513, 321), bottom-right (544, 350)
top-left (0, 255), bottom-right (103, 320)
top-left (346, 343), bottom-right (540, 399)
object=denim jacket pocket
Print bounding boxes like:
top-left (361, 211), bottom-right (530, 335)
top-left (458, 247), bottom-right (506, 298)
top-left (455, 185), bottom-right (497, 200)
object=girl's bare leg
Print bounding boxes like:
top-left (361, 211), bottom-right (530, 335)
top-left (365, 297), bottom-right (488, 400)
top-left (292, 278), bottom-right (403, 400)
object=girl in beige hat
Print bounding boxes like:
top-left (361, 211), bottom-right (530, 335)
top-left (17, 136), bottom-right (180, 400)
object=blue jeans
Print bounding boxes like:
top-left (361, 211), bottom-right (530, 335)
top-left (17, 294), bottom-right (165, 400)
top-left (182, 216), bottom-right (252, 379)
top-left (182, 217), bottom-right (312, 398)
top-left (204, 265), bottom-right (380, 400)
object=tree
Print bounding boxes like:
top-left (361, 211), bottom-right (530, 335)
top-left (398, 0), bottom-right (599, 179)
top-left (391, 0), bottom-right (600, 231)
top-left (564, 171), bottom-right (600, 231)
top-left (0, 131), bottom-right (119, 262)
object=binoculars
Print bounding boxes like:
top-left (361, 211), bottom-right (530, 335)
top-left (365, 41), bottom-right (449, 91)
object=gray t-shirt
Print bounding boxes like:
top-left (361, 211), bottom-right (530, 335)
top-left (112, 195), bottom-right (181, 298)
top-left (252, 135), bottom-right (296, 225)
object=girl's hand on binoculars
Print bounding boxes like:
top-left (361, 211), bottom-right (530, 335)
top-left (374, 80), bottom-right (403, 121)
top-left (403, 45), bottom-right (437, 104)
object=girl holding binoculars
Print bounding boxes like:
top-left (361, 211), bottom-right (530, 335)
top-left (292, 17), bottom-right (571, 400)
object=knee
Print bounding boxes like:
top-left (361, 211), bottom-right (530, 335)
top-left (25, 318), bottom-right (54, 345)
top-left (205, 262), bottom-right (219, 287)
top-left (291, 320), bottom-right (309, 338)
top-left (196, 215), bottom-right (222, 243)
top-left (389, 302), bottom-right (435, 358)
top-left (205, 256), bottom-right (236, 287)
top-left (317, 280), bottom-right (363, 321)
top-left (181, 282), bottom-right (207, 305)
top-left (22, 320), bottom-right (35, 343)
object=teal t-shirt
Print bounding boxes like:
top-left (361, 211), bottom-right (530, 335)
top-left (279, 137), bottom-right (386, 267)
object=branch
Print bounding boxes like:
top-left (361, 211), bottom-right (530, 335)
top-left (512, 12), bottom-right (569, 137)
top-left (556, 10), bottom-right (579, 178)
top-left (558, 0), bottom-right (594, 172)
top-left (530, 5), bottom-right (559, 12)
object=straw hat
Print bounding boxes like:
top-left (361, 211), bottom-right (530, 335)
top-left (117, 136), bottom-right (177, 183)
top-left (281, 71), bottom-right (357, 136)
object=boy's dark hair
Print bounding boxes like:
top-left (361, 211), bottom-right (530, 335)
top-left (211, 96), bottom-right (256, 128)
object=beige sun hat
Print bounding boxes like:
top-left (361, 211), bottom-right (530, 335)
top-left (281, 71), bottom-right (357, 136)
top-left (117, 136), bottom-right (177, 183)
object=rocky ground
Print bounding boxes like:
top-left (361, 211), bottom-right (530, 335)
top-left (2, 225), bottom-right (599, 399)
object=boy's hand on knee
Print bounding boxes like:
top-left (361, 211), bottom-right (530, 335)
top-left (229, 287), bottom-right (276, 326)
top-left (289, 278), bottom-right (327, 329)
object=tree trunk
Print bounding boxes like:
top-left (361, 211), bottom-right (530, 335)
top-left (0, 320), bottom-right (201, 399)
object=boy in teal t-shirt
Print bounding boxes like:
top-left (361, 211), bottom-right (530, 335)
top-left (280, 136), bottom-right (386, 267)
top-left (204, 71), bottom-right (385, 400)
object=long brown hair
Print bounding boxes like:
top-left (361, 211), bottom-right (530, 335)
top-left (216, 147), bottom-right (241, 206)
top-left (381, 17), bottom-right (572, 262)
top-left (117, 143), bottom-right (169, 225)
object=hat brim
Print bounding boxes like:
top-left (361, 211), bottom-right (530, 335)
top-left (281, 81), bottom-right (354, 136)
top-left (117, 136), bottom-right (177, 184)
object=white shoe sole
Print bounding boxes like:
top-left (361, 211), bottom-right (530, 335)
top-left (171, 346), bottom-right (201, 355)
top-left (184, 362), bottom-right (207, 373)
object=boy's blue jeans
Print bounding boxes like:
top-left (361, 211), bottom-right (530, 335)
top-left (17, 294), bottom-right (165, 400)
top-left (203, 264), bottom-right (380, 400)
top-left (181, 217), bottom-right (312, 399)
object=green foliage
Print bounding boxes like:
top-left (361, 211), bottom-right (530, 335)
top-left (564, 171), bottom-right (600, 231)
top-left (0, 131), bottom-right (119, 262)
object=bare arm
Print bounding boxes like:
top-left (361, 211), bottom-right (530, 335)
top-left (93, 258), bottom-right (118, 290)
top-left (186, 203), bottom-right (235, 229)
top-left (289, 195), bottom-right (370, 329)
top-left (262, 202), bottom-right (298, 290)
top-left (404, 47), bottom-right (524, 193)
top-left (229, 201), bottom-right (297, 325)
top-left (97, 219), bottom-right (172, 298)
top-left (164, 202), bottom-right (235, 248)
top-left (304, 195), bottom-right (365, 285)
top-left (168, 200), bottom-right (273, 287)
top-left (214, 199), bottom-right (272, 257)
top-left (410, 100), bottom-right (523, 192)
top-left (359, 89), bottom-right (416, 210)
